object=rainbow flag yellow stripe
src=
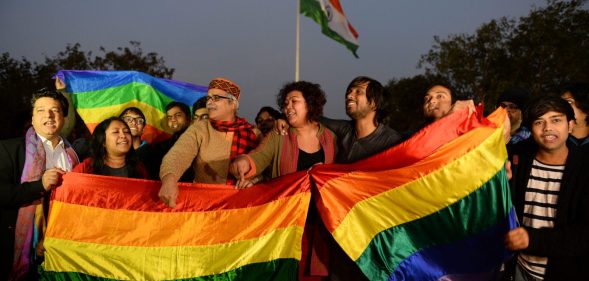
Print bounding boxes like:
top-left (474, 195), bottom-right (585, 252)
top-left (311, 108), bottom-right (516, 280)
top-left (42, 172), bottom-right (310, 280)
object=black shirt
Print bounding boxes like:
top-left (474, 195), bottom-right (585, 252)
top-left (297, 147), bottom-right (324, 171)
top-left (320, 117), bottom-right (402, 163)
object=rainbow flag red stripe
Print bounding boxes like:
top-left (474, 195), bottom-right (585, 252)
top-left (311, 108), bottom-right (515, 280)
top-left (41, 172), bottom-right (311, 280)
top-left (56, 70), bottom-right (207, 143)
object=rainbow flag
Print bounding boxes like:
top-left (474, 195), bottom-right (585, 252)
top-left (56, 70), bottom-right (207, 143)
top-left (311, 108), bottom-right (516, 280)
top-left (41, 172), bottom-right (311, 280)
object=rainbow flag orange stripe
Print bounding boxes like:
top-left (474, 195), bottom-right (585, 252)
top-left (56, 70), bottom-right (207, 143)
top-left (311, 108), bottom-right (515, 280)
top-left (42, 172), bottom-right (311, 280)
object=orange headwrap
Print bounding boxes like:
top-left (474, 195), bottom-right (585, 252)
top-left (208, 77), bottom-right (241, 100)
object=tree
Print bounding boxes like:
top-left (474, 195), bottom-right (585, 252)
top-left (0, 41), bottom-right (174, 139)
top-left (418, 0), bottom-right (589, 112)
top-left (385, 74), bottom-right (451, 133)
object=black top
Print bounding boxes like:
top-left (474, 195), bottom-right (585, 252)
top-left (297, 147), bottom-right (324, 171)
top-left (146, 132), bottom-right (195, 182)
top-left (320, 117), bottom-right (402, 163)
top-left (98, 165), bottom-right (129, 177)
top-left (0, 137), bottom-right (47, 279)
top-left (507, 138), bottom-right (589, 280)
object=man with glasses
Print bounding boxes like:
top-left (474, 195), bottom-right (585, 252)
top-left (497, 87), bottom-right (531, 146)
top-left (119, 107), bottom-right (150, 163)
top-left (192, 96), bottom-right (209, 123)
top-left (158, 77), bottom-right (260, 208)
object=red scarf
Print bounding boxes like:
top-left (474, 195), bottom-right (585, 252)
top-left (209, 117), bottom-right (259, 184)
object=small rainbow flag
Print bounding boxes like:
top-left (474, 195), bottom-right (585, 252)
top-left (311, 108), bottom-right (516, 280)
top-left (41, 172), bottom-right (311, 280)
top-left (56, 70), bottom-right (207, 143)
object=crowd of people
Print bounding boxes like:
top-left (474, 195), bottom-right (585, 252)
top-left (1, 75), bottom-right (588, 280)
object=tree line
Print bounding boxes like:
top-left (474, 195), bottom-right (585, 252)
top-left (1, 0), bottom-right (587, 138)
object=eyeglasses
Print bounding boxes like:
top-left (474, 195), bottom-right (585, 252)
top-left (499, 102), bottom-right (518, 110)
top-left (122, 116), bottom-right (145, 125)
top-left (206, 95), bottom-right (233, 102)
top-left (194, 114), bottom-right (209, 120)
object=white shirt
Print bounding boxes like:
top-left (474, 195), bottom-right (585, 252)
top-left (37, 134), bottom-right (73, 171)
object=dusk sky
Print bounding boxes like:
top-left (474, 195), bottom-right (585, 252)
top-left (1, 0), bottom-right (549, 122)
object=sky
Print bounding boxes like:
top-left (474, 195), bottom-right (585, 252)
top-left (0, 0), bottom-right (549, 122)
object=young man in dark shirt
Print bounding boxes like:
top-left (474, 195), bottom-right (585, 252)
top-left (505, 96), bottom-right (589, 280)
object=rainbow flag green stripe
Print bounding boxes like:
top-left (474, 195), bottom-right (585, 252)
top-left (40, 259), bottom-right (299, 281)
top-left (356, 168), bottom-right (513, 279)
top-left (311, 108), bottom-right (515, 280)
top-left (72, 82), bottom-right (174, 109)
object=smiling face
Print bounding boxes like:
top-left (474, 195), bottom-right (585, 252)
top-left (283, 91), bottom-right (309, 128)
top-left (103, 120), bottom-right (132, 158)
top-left (531, 111), bottom-right (573, 155)
top-left (423, 85), bottom-right (453, 120)
top-left (346, 82), bottom-right (375, 120)
top-left (121, 111), bottom-right (145, 138)
top-left (31, 97), bottom-right (65, 142)
top-left (166, 106), bottom-right (190, 133)
top-left (206, 88), bottom-right (236, 122)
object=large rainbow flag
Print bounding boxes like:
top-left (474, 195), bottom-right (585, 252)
top-left (41, 172), bottom-right (310, 280)
top-left (56, 70), bottom-right (207, 143)
top-left (311, 108), bottom-right (516, 280)
top-left (41, 108), bottom-right (514, 280)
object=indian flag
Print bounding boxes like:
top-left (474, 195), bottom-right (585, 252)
top-left (301, 0), bottom-right (359, 57)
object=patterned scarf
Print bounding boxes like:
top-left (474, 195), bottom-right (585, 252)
top-left (209, 117), bottom-right (259, 185)
top-left (10, 127), bottom-right (78, 280)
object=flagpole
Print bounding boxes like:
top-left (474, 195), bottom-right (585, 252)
top-left (295, 0), bottom-right (300, 82)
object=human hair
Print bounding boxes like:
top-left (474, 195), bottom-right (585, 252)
top-left (346, 76), bottom-right (389, 125)
top-left (192, 96), bottom-right (207, 113)
top-left (89, 117), bottom-right (144, 179)
top-left (165, 101), bottom-right (191, 120)
top-left (118, 107), bottom-right (146, 121)
top-left (424, 83), bottom-right (454, 103)
top-left (276, 81), bottom-right (326, 122)
top-left (255, 106), bottom-right (281, 124)
top-left (563, 82), bottom-right (589, 123)
top-left (523, 95), bottom-right (575, 128)
top-left (30, 89), bottom-right (70, 117)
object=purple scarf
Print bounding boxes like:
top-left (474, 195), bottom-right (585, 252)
top-left (10, 127), bottom-right (78, 280)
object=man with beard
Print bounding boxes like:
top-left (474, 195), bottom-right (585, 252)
top-left (146, 101), bottom-right (194, 181)
top-left (277, 76), bottom-right (402, 280)
top-left (497, 87), bottom-right (531, 146)
top-left (158, 77), bottom-right (260, 208)
top-left (320, 76), bottom-right (402, 164)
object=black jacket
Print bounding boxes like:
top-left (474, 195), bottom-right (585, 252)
top-left (0, 137), bottom-right (46, 279)
top-left (508, 139), bottom-right (589, 280)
